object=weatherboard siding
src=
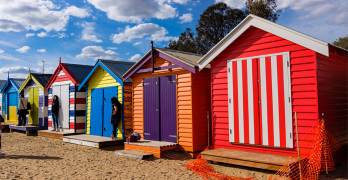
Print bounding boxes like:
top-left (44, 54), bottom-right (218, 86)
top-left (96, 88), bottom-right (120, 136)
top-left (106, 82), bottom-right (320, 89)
top-left (210, 26), bottom-right (318, 156)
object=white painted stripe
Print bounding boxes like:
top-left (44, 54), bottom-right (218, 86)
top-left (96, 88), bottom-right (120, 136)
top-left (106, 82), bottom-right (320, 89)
top-left (283, 54), bottom-right (293, 148)
top-left (227, 60), bottom-right (234, 143)
top-left (260, 57), bottom-right (268, 146)
top-left (58, 70), bottom-right (65, 76)
top-left (271, 55), bottom-right (280, 147)
top-left (247, 58), bottom-right (255, 144)
top-left (69, 92), bottom-right (75, 97)
top-left (237, 61), bottom-right (244, 143)
top-left (51, 81), bottom-right (71, 86)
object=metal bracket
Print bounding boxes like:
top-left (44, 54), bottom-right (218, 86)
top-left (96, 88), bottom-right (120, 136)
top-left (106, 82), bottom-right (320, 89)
top-left (143, 132), bottom-right (150, 135)
top-left (169, 134), bottom-right (178, 139)
top-left (169, 79), bottom-right (177, 84)
top-left (142, 82), bottom-right (150, 86)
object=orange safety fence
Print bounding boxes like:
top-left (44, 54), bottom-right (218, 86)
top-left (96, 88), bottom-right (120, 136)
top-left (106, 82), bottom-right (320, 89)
top-left (269, 116), bottom-right (340, 180)
top-left (184, 148), bottom-right (256, 180)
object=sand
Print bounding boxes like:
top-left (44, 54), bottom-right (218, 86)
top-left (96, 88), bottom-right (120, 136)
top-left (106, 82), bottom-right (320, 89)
top-left (0, 132), bottom-right (347, 180)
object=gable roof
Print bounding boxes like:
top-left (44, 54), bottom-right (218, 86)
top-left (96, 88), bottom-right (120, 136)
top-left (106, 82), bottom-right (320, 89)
top-left (45, 61), bottom-right (94, 89)
top-left (197, 14), bottom-right (344, 70)
top-left (1, 78), bottom-right (26, 93)
top-left (122, 47), bottom-right (205, 81)
top-left (0, 80), bottom-right (7, 90)
top-left (78, 60), bottom-right (135, 90)
top-left (18, 71), bottom-right (53, 92)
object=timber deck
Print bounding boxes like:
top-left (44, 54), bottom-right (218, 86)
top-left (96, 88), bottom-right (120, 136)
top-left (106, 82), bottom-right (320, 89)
top-left (9, 125), bottom-right (47, 135)
top-left (124, 140), bottom-right (178, 158)
top-left (1, 123), bottom-right (13, 132)
top-left (201, 148), bottom-right (301, 171)
top-left (63, 134), bottom-right (124, 148)
top-left (38, 130), bottom-right (75, 139)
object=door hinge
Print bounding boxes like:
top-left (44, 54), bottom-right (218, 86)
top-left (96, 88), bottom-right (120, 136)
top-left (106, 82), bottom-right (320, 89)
top-left (228, 68), bottom-right (230, 73)
top-left (287, 61), bottom-right (290, 67)
top-left (169, 134), bottom-right (178, 139)
top-left (229, 98), bottom-right (231, 103)
top-left (143, 132), bottom-right (150, 135)
top-left (169, 79), bottom-right (177, 84)
top-left (289, 97), bottom-right (291, 102)
top-left (142, 82), bottom-right (150, 86)
top-left (290, 133), bottom-right (292, 138)
top-left (230, 129), bottom-right (232, 134)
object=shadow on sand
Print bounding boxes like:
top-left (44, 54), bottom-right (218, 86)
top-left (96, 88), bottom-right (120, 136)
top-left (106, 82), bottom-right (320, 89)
top-left (0, 155), bottom-right (63, 160)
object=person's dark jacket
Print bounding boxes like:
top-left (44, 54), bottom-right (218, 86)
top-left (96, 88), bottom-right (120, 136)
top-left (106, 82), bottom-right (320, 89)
top-left (52, 96), bottom-right (59, 114)
top-left (112, 102), bottom-right (121, 125)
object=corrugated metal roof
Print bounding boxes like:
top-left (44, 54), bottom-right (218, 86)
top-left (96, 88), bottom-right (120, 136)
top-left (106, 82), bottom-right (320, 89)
top-left (99, 60), bottom-right (135, 83)
top-left (31, 73), bottom-right (53, 87)
top-left (0, 80), bottom-right (7, 89)
top-left (64, 63), bottom-right (94, 83)
top-left (155, 47), bottom-right (210, 68)
top-left (12, 78), bottom-right (26, 88)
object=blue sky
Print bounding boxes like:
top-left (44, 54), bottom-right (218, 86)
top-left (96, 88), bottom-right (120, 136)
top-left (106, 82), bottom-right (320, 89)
top-left (0, 0), bottom-right (347, 79)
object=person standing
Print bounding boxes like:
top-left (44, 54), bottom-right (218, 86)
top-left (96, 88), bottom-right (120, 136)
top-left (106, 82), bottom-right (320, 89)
top-left (110, 97), bottom-right (121, 140)
top-left (18, 95), bottom-right (27, 126)
top-left (0, 115), bottom-right (4, 155)
top-left (51, 95), bottom-right (60, 132)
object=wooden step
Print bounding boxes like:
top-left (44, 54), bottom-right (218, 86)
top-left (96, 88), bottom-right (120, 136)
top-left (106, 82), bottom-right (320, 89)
top-left (201, 148), bottom-right (300, 171)
top-left (38, 130), bottom-right (75, 139)
top-left (115, 150), bottom-right (153, 159)
top-left (124, 140), bottom-right (178, 158)
top-left (63, 134), bottom-right (124, 148)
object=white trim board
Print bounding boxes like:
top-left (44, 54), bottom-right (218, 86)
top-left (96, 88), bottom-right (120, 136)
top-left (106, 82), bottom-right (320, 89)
top-left (198, 14), bottom-right (330, 70)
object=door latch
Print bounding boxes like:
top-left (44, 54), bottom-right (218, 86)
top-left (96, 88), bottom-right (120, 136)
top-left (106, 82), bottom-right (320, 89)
top-left (169, 134), bottom-right (178, 139)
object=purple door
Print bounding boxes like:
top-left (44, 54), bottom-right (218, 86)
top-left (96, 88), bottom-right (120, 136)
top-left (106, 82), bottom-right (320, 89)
top-left (160, 75), bottom-right (177, 143)
top-left (143, 77), bottom-right (160, 141)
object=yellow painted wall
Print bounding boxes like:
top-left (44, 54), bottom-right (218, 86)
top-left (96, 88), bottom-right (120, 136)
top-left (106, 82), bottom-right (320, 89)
top-left (86, 66), bottom-right (123, 138)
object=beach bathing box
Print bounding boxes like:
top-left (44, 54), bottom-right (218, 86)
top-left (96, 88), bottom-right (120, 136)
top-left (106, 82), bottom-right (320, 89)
top-left (0, 74), bottom-right (25, 124)
top-left (123, 47), bottom-right (211, 156)
top-left (198, 15), bottom-right (348, 161)
top-left (0, 79), bottom-right (7, 116)
top-left (18, 70), bottom-right (52, 128)
top-left (78, 59), bottom-right (135, 139)
top-left (45, 59), bottom-right (93, 133)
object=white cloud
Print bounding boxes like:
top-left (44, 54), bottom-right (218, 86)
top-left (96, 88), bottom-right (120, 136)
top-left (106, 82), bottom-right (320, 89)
top-left (0, 0), bottom-right (90, 32)
top-left (111, 23), bottom-right (177, 44)
top-left (37, 32), bottom-right (48, 37)
top-left (16, 46), bottom-right (30, 53)
top-left (107, 47), bottom-right (118, 50)
top-left (188, 8), bottom-right (192, 11)
top-left (26, 33), bottom-right (35, 37)
top-left (126, 53), bottom-right (130, 55)
top-left (81, 22), bottom-right (103, 43)
top-left (75, 46), bottom-right (118, 60)
top-left (0, 66), bottom-right (41, 78)
top-left (37, 49), bottom-right (46, 53)
top-left (158, 0), bottom-right (190, 4)
top-left (179, 13), bottom-right (193, 23)
top-left (87, 0), bottom-right (178, 23)
top-left (215, 0), bottom-right (245, 9)
top-left (70, 33), bottom-right (74, 36)
top-left (133, 42), bottom-right (142, 46)
top-left (128, 54), bottom-right (142, 61)
top-left (0, 49), bottom-right (3, 54)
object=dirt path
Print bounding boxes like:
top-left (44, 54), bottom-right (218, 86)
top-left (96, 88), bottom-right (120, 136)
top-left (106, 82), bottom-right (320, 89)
top-left (0, 132), bottom-right (346, 180)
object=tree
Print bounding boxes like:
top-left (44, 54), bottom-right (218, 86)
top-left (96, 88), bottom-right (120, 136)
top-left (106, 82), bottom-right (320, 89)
top-left (166, 28), bottom-right (198, 53)
top-left (333, 35), bottom-right (348, 50)
top-left (195, 3), bottom-right (246, 54)
top-left (245, 0), bottom-right (281, 22)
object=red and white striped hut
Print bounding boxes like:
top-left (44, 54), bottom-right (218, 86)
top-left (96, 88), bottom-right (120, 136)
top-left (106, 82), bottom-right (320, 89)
top-left (198, 15), bottom-right (347, 166)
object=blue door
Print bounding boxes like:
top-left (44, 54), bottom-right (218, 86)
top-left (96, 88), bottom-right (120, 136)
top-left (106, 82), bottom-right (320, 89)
top-left (90, 88), bottom-right (103, 136)
top-left (103, 87), bottom-right (118, 137)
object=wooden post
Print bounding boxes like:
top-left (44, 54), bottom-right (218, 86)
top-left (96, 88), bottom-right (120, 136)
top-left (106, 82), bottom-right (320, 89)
top-left (207, 111), bottom-right (210, 148)
top-left (295, 112), bottom-right (303, 180)
top-left (322, 113), bottom-right (328, 174)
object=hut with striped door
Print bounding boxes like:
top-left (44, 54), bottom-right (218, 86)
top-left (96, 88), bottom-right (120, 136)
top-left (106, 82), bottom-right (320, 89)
top-left (63, 60), bottom-right (134, 148)
top-left (0, 74), bottom-right (25, 124)
top-left (9, 70), bottom-right (52, 132)
top-left (42, 59), bottom-right (93, 137)
top-left (197, 15), bottom-right (348, 170)
top-left (122, 45), bottom-right (211, 158)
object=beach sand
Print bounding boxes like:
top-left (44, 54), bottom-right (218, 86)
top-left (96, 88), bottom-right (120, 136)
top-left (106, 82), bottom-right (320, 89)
top-left (0, 132), bottom-right (346, 180)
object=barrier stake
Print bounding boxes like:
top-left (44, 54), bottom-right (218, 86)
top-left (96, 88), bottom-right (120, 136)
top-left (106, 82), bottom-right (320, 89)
top-left (322, 113), bottom-right (328, 174)
top-left (295, 112), bottom-right (302, 180)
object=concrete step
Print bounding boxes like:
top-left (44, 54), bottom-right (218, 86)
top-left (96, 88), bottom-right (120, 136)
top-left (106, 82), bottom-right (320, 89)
top-left (115, 150), bottom-right (153, 159)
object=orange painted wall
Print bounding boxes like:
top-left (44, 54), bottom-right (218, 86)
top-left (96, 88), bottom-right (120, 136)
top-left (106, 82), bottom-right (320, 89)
top-left (130, 55), bottom-right (210, 153)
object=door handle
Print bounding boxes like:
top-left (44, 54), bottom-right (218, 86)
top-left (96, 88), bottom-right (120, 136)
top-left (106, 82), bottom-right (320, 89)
top-left (103, 127), bottom-right (105, 131)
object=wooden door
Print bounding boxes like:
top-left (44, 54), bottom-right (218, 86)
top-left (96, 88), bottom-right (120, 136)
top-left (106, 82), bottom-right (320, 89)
top-left (61, 85), bottom-right (70, 129)
top-left (227, 52), bottom-right (293, 148)
top-left (28, 87), bottom-right (39, 124)
top-left (103, 87), bottom-right (118, 137)
top-left (143, 77), bottom-right (160, 141)
top-left (160, 75), bottom-right (177, 143)
top-left (8, 92), bottom-right (17, 121)
top-left (90, 88), bottom-right (103, 136)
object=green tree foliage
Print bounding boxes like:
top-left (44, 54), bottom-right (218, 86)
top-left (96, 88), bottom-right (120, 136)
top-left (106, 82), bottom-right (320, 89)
top-left (332, 35), bottom-right (348, 50)
top-left (245, 0), bottom-right (281, 22)
top-left (166, 1), bottom-right (282, 54)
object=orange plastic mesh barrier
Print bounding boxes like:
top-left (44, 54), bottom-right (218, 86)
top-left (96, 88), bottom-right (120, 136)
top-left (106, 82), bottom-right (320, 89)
top-left (269, 117), bottom-right (340, 180)
top-left (184, 148), bottom-right (256, 180)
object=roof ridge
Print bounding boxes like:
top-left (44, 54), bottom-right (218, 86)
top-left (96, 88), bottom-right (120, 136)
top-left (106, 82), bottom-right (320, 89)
top-left (63, 63), bottom-right (94, 67)
top-left (155, 47), bottom-right (203, 57)
top-left (99, 59), bottom-right (135, 64)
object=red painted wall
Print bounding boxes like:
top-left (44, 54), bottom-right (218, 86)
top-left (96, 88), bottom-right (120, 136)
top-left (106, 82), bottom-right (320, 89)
top-left (210, 26), bottom-right (318, 156)
top-left (317, 47), bottom-right (348, 161)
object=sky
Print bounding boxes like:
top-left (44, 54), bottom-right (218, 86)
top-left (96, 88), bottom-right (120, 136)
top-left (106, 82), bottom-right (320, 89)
top-left (0, 0), bottom-right (347, 79)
